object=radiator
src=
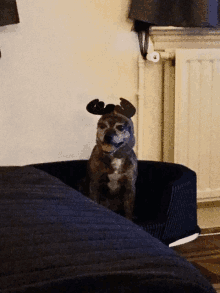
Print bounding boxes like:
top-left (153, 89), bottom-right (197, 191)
top-left (138, 49), bottom-right (220, 202)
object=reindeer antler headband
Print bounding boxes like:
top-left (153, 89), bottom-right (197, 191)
top-left (86, 98), bottom-right (136, 119)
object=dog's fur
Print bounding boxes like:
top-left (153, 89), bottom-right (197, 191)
top-left (82, 98), bottom-right (137, 220)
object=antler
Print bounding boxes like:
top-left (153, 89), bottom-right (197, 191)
top-left (86, 99), bottom-right (115, 115)
top-left (86, 98), bottom-right (136, 118)
top-left (114, 98), bottom-right (136, 118)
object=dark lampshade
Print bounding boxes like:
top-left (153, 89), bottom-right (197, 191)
top-left (0, 0), bottom-right (19, 27)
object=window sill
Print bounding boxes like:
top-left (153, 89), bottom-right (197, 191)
top-left (149, 27), bottom-right (220, 51)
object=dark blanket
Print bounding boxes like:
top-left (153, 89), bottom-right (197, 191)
top-left (0, 166), bottom-right (216, 292)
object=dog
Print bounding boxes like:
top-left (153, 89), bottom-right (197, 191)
top-left (82, 98), bottom-right (138, 220)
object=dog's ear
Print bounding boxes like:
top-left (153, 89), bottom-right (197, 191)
top-left (86, 99), bottom-right (115, 115)
top-left (114, 98), bottom-right (136, 118)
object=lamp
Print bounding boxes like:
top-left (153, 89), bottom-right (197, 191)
top-left (0, 0), bottom-right (19, 27)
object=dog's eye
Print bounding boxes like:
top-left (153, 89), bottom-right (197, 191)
top-left (116, 125), bottom-right (124, 131)
top-left (99, 124), bottom-right (106, 129)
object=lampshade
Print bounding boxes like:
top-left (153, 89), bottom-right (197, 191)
top-left (0, 0), bottom-right (19, 27)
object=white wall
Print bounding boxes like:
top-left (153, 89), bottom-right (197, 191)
top-left (0, 0), bottom-right (139, 165)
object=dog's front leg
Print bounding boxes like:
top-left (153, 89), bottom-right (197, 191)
top-left (124, 183), bottom-right (136, 220)
top-left (89, 180), bottom-right (101, 204)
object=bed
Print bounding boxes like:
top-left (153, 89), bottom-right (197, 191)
top-left (0, 160), bottom-right (216, 292)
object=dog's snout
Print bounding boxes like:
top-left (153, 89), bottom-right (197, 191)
top-left (104, 130), bottom-right (116, 144)
top-left (104, 134), bottom-right (113, 143)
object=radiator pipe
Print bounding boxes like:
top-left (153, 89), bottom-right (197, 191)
top-left (137, 54), bottom-right (145, 160)
top-left (137, 50), bottom-right (175, 160)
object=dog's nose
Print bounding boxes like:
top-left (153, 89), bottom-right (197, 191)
top-left (104, 134), bottom-right (113, 144)
top-left (104, 130), bottom-right (116, 144)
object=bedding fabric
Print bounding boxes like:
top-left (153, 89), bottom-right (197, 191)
top-left (0, 166), bottom-right (216, 292)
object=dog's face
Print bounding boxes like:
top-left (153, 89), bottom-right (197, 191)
top-left (96, 112), bottom-right (135, 154)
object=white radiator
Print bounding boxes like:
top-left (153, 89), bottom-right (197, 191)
top-left (138, 48), bottom-right (220, 202)
top-left (174, 49), bottom-right (220, 202)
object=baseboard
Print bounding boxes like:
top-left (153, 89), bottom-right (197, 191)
top-left (197, 192), bottom-right (220, 203)
top-left (200, 227), bottom-right (220, 235)
top-left (197, 200), bottom-right (220, 209)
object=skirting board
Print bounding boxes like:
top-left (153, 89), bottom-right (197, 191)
top-left (197, 188), bottom-right (220, 203)
top-left (197, 201), bottom-right (220, 209)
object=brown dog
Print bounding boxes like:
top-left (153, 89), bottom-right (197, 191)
top-left (83, 98), bottom-right (138, 220)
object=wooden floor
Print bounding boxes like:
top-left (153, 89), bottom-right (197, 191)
top-left (172, 227), bottom-right (220, 292)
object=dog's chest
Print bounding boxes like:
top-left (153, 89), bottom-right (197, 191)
top-left (107, 158), bottom-right (123, 191)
